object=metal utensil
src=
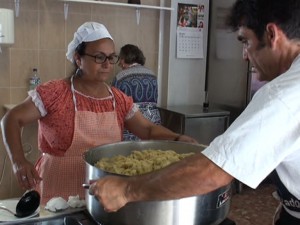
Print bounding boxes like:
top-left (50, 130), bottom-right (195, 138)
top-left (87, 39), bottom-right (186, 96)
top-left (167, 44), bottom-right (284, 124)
top-left (82, 179), bottom-right (97, 189)
top-left (0, 190), bottom-right (40, 218)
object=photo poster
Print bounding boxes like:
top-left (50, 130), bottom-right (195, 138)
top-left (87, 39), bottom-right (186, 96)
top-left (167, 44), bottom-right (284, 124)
top-left (176, 2), bottom-right (205, 59)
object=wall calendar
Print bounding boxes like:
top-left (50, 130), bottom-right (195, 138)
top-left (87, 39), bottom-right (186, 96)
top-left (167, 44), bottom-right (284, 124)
top-left (176, 3), bottom-right (205, 59)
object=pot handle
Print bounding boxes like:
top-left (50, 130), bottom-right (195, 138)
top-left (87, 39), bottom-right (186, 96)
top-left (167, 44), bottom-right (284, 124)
top-left (82, 184), bottom-right (90, 189)
top-left (82, 179), bottom-right (97, 189)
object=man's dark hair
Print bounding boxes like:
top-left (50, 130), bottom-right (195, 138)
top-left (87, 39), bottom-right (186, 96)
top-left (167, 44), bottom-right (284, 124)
top-left (226, 0), bottom-right (300, 41)
top-left (119, 44), bottom-right (146, 66)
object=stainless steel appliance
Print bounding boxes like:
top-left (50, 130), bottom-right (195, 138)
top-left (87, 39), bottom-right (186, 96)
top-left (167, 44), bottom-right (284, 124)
top-left (84, 141), bottom-right (232, 225)
top-left (158, 105), bottom-right (230, 145)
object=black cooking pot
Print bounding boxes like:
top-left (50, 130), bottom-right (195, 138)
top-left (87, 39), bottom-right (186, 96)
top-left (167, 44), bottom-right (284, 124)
top-left (83, 141), bottom-right (232, 225)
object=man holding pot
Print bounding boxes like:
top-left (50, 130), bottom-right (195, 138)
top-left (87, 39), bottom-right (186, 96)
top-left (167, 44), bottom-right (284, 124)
top-left (90, 0), bottom-right (300, 224)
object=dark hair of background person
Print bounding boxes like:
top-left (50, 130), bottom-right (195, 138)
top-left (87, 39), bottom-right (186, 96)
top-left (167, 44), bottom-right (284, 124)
top-left (226, 0), bottom-right (300, 42)
top-left (119, 44), bottom-right (146, 66)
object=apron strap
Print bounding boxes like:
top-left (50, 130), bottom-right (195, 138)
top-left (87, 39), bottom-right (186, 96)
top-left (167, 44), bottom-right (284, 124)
top-left (70, 75), bottom-right (116, 111)
top-left (70, 75), bottom-right (78, 111)
top-left (104, 82), bottom-right (116, 110)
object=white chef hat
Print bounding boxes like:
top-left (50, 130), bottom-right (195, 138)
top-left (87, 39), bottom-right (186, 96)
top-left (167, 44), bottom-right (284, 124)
top-left (66, 22), bottom-right (113, 63)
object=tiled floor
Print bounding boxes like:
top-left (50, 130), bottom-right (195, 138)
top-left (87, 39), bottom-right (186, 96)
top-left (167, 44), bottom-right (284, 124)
top-left (228, 182), bottom-right (278, 225)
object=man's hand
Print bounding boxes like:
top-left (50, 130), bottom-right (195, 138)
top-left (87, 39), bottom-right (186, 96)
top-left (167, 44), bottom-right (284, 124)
top-left (89, 176), bottom-right (130, 212)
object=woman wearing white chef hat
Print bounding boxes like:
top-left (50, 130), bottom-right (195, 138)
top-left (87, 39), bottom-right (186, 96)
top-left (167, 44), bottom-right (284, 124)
top-left (1, 21), bottom-right (197, 204)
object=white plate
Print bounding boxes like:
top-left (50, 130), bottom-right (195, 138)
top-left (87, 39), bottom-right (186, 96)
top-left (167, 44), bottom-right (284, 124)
top-left (0, 199), bottom-right (40, 222)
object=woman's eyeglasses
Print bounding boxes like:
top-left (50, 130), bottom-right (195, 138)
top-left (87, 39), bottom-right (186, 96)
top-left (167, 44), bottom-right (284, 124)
top-left (83, 53), bottom-right (119, 64)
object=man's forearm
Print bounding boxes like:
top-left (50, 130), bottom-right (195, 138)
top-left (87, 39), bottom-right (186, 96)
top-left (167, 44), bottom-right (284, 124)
top-left (127, 153), bottom-right (233, 202)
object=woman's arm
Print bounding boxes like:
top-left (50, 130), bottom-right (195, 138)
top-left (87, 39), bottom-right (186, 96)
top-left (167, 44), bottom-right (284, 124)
top-left (125, 111), bottom-right (197, 143)
top-left (1, 97), bottom-right (42, 189)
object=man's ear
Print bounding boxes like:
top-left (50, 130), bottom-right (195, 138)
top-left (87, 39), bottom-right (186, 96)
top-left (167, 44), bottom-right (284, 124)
top-left (265, 23), bottom-right (280, 48)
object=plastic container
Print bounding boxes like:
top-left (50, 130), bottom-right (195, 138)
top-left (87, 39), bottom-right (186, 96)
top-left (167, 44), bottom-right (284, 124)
top-left (0, 8), bottom-right (14, 45)
top-left (29, 68), bottom-right (41, 90)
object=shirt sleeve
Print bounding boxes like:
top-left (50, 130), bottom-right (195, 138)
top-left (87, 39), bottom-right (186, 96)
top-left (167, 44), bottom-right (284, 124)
top-left (112, 87), bottom-right (137, 120)
top-left (125, 103), bottom-right (139, 120)
top-left (35, 80), bottom-right (71, 115)
top-left (28, 89), bottom-right (47, 117)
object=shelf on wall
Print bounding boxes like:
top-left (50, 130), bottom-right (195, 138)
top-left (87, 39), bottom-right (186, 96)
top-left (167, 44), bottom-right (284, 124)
top-left (61, 0), bottom-right (173, 24)
top-left (60, 0), bottom-right (174, 11)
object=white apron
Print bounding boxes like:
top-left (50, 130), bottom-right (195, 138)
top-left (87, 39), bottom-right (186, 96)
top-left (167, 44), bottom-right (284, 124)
top-left (36, 76), bottom-right (121, 204)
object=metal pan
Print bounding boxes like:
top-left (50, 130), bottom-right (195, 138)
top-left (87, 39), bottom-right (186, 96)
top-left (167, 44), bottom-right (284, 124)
top-left (83, 141), bottom-right (232, 225)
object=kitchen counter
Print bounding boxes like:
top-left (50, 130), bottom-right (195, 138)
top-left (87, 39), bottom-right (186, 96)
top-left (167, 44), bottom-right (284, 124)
top-left (0, 198), bottom-right (87, 225)
top-left (159, 105), bottom-right (230, 118)
top-left (0, 200), bottom-right (92, 225)
top-left (158, 105), bottom-right (230, 145)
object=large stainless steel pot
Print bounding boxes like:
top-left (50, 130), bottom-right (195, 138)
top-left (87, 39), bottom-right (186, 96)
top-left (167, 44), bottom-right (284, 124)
top-left (83, 141), bottom-right (232, 225)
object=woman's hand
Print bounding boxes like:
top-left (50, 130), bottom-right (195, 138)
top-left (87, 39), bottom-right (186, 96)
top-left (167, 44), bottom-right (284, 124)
top-left (12, 159), bottom-right (42, 190)
top-left (175, 134), bottom-right (198, 144)
top-left (89, 176), bottom-right (129, 212)
top-left (125, 112), bottom-right (199, 143)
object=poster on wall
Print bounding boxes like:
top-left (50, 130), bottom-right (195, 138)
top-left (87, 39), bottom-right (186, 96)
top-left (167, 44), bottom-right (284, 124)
top-left (176, 3), bottom-right (205, 59)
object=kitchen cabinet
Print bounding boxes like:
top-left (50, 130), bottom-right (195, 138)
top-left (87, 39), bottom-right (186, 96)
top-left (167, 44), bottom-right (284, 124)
top-left (158, 105), bottom-right (230, 145)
